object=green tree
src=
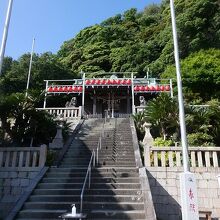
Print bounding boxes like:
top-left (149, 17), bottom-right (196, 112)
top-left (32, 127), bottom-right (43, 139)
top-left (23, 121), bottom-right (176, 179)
top-left (162, 49), bottom-right (220, 101)
top-left (1, 53), bottom-right (72, 95)
top-left (144, 93), bottom-right (179, 139)
top-left (0, 93), bottom-right (56, 146)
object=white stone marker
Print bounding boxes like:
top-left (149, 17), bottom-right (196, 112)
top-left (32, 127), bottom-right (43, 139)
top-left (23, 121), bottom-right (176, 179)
top-left (180, 172), bottom-right (199, 220)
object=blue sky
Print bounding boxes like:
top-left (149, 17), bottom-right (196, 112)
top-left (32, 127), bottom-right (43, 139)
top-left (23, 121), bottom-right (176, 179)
top-left (0, 0), bottom-right (161, 59)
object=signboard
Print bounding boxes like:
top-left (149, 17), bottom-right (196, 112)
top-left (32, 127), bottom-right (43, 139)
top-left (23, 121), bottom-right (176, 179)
top-left (180, 172), bottom-right (199, 220)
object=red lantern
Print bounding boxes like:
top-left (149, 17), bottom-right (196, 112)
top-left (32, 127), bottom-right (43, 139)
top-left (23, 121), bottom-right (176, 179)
top-left (112, 79), bottom-right (116, 85)
top-left (53, 86), bottom-right (58, 92)
top-left (59, 86), bottom-right (63, 92)
top-left (139, 86), bottom-right (145, 91)
top-left (106, 79), bottom-right (111, 85)
top-left (77, 86), bottom-right (83, 92)
top-left (68, 86), bottom-right (73, 92)
top-left (63, 86), bottom-right (68, 92)
top-left (95, 79), bottom-right (100, 85)
top-left (160, 85), bottom-right (165, 91)
top-left (72, 86), bottom-right (77, 92)
top-left (90, 79), bottom-right (95, 85)
top-left (126, 79), bottom-right (131, 85)
top-left (115, 79), bottom-right (121, 85)
top-left (48, 87), bottom-right (53, 92)
top-left (144, 86), bottom-right (149, 91)
top-left (100, 79), bottom-right (106, 85)
top-left (135, 86), bottom-right (140, 91)
top-left (121, 79), bottom-right (126, 85)
top-left (85, 80), bottom-right (90, 85)
top-left (148, 85), bottom-right (155, 91)
top-left (155, 85), bottom-right (160, 91)
top-left (165, 85), bottom-right (170, 91)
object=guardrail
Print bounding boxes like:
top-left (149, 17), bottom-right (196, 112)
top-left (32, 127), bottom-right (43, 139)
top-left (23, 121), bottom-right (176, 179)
top-left (80, 150), bottom-right (95, 214)
top-left (0, 145), bottom-right (47, 168)
top-left (145, 146), bottom-right (220, 167)
top-left (37, 107), bottom-right (82, 119)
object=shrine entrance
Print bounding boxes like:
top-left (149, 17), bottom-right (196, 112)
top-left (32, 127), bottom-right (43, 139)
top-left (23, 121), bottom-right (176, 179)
top-left (84, 87), bottom-right (132, 118)
top-left (42, 72), bottom-right (172, 119)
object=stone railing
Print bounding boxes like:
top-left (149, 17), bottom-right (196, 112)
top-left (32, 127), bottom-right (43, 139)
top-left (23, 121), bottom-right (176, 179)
top-left (37, 107), bottom-right (82, 119)
top-left (145, 146), bottom-right (220, 167)
top-left (0, 145), bottom-right (47, 168)
top-left (135, 106), bottom-right (145, 113)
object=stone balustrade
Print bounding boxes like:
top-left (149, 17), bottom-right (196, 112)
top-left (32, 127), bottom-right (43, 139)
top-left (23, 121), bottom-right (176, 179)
top-left (145, 146), bottom-right (220, 168)
top-left (0, 145), bottom-right (47, 168)
top-left (0, 145), bottom-right (47, 218)
top-left (37, 107), bottom-right (82, 119)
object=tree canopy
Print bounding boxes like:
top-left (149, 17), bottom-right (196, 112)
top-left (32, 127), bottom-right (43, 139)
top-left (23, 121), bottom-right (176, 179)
top-left (58, 0), bottom-right (220, 77)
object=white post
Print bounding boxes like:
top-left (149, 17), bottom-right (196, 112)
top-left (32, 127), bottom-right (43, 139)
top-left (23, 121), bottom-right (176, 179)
top-left (170, 0), bottom-right (199, 219)
top-left (111, 93), bottom-right (114, 118)
top-left (82, 72), bottom-right (85, 117)
top-left (25, 37), bottom-right (35, 97)
top-left (131, 73), bottom-right (135, 114)
top-left (170, 0), bottom-right (189, 173)
top-left (43, 81), bottom-right (48, 108)
top-left (0, 0), bottom-right (13, 75)
top-left (170, 78), bottom-right (173, 98)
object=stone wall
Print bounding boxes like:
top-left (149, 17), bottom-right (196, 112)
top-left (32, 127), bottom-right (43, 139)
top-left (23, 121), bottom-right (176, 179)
top-left (0, 168), bottom-right (41, 219)
top-left (146, 167), bottom-right (220, 220)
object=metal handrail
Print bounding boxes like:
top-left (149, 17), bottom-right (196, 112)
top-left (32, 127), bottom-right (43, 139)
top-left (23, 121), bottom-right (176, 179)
top-left (80, 150), bottom-right (95, 214)
top-left (96, 119), bottom-right (106, 164)
top-left (80, 118), bottom-right (106, 214)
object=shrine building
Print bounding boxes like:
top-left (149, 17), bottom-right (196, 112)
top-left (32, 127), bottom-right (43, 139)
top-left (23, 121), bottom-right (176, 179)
top-left (42, 72), bottom-right (173, 118)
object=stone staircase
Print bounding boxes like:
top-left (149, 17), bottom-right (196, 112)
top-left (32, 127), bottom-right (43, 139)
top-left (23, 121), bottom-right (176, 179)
top-left (15, 118), bottom-right (151, 220)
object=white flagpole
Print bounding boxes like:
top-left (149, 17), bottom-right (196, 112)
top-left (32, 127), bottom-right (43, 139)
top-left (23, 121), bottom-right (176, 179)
top-left (25, 37), bottom-right (35, 97)
top-left (170, 1), bottom-right (199, 220)
top-left (0, 0), bottom-right (13, 76)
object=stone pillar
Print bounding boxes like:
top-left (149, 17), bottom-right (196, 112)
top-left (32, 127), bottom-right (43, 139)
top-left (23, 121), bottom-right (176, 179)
top-left (49, 123), bottom-right (63, 149)
top-left (93, 96), bottom-right (96, 115)
top-left (143, 122), bottom-right (154, 167)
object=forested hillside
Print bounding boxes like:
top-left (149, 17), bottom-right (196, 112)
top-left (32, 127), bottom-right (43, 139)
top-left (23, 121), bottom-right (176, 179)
top-left (58, 0), bottom-right (220, 78)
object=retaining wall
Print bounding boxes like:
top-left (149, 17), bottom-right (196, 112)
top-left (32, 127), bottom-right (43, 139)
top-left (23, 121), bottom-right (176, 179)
top-left (0, 167), bottom-right (41, 219)
top-left (146, 167), bottom-right (220, 220)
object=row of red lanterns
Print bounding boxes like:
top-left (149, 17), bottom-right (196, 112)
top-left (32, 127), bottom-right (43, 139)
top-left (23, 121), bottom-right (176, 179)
top-left (47, 86), bottom-right (83, 93)
top-left (85, 79), bottom-right (131, 85)
top-left (134, 85), bottom-right (170, 92)
top-left (47, 84), bottom-right (170, 93)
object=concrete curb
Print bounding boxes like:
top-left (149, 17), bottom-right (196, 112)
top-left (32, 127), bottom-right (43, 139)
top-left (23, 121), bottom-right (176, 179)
top-left (130, 118), bottom-right (157, 220)
top-left (130, 118), bottom-right (143, 168)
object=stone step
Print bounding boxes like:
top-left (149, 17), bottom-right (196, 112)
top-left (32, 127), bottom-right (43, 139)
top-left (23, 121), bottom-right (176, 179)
top-left (61, 160), bottom-right (136, 165)
top-left (41, 177), bottom-right (140, 184)
top-left (46, 172), bottom-right (139, 178)
top-left (87, 210), bottom-right (146, 219)
top-left (33, 189), bottom-right (143, 196)
top-left (59, 164), bottom-right (136, 168)
top-left (62, 156), bottom-right (135, 160)
top-left (48, 167), bottom-right (138, 173)
top-left (23, 201), bottom-right (144, 210)
top-left (28, 195), bottom-right (143, 203)
top-left (37, 183), bottom-right (141, 190)
top-left (18, 209), bottom-right (145, 219)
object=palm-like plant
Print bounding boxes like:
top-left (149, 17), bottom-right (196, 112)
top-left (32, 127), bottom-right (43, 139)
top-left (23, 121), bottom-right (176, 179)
top-left (144, 93), bottom-right (179, 140)
top-left (0, 93), bottom-right (57, 146)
